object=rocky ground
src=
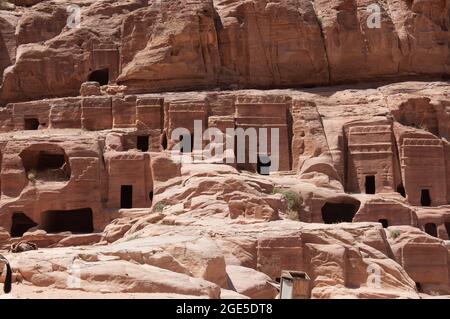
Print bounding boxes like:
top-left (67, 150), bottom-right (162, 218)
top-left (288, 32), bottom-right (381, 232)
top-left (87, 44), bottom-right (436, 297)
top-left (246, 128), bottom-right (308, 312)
top-left (0, 160), bottom-right (449, 299)
top-left (0, 0), bottom-right (450, 299)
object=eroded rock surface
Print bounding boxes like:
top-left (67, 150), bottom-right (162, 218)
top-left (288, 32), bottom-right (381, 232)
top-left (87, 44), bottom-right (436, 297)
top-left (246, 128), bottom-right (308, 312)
top-left (0, 0), bottom-right (449, 103)
top-left (0, 1), bottom-right (449, 299)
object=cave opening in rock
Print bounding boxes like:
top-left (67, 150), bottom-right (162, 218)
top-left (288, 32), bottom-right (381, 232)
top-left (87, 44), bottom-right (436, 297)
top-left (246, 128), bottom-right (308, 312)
top-left (10, 212), bottom-right (38, 237)
top-left (424, 223), bottom-right (437, 237)
top-left (137, 135), bottom-right (149, 152)
top-left (397, 184), bottom-right (406, 197)
top-left (378, 219), bottom-right (389, 228)
top-left (20, 145), bottom-right (71, 182)
top-left (421, 189), bottom-right (432, 206)
top-left (24, 118), bottom-right (40, 130)
top-left (88, 68), bottom-right (109, 86)
top-left (365, 175), bottom-right (376, 194)
top-left (257, 155), bottom-right (271, 175)
top-left (149, 191), bottom-right (154, 202)
top-left (321, 202), bottom-right (358, 224)
top-left (121, 185), bottom-right (133, 209)
top-left (41, 208), bottom-right (93, 234)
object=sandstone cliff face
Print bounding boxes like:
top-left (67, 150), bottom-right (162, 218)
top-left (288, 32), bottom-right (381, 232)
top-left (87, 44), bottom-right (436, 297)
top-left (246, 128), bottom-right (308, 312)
top-left (0, 80), bottom-right (449, 298)
top-left (1, 1), bottom-right (450, 300)
top-left (213, 0), bottom-right (329, 87)
top-left (0, 0), bottom-right (449, 103)
top-left (0, 10), bottom-right (18, 86)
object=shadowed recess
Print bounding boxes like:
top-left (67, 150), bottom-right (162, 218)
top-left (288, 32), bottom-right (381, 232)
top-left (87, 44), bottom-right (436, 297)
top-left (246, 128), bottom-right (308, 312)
top-left (41, 208), bottom-right (94, 234)
top-left (322, 202), bottom-right (359, 224)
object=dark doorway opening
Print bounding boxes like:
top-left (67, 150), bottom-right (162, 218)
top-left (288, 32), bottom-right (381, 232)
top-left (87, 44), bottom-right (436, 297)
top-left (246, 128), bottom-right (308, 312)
top-left (179, 133), bottom-right (194, 153)
top-left (257, 155), bottom-right (271, 175)
top-left (161, 132), bottom-right (168, 150)
top-left (445, 222), bottom-right (450, 239)
top-left (365, 175), bottom-right (376, 194)
top-left (24, 118), bottom-right (40, 130)
top-left (421, 189), bottom-right (431, 206)
top-left (88, 68), bottom-right (109, 85)
top-left (41, 208), bottom-right (93, 233)
top-left (321, 202), bottom-right (358, 224)
top-left (424, 223), bottom-right (437, 237)
top-left (379, 219), bottom-right (389, 228)
top-left (397, 184), bottom-right (406, 197)
top-left (121, 185), bottom-right (133, 209)
top-left (137, 136), bottom-right (149, 152)
top-left (10, 212), bottom-right (38, 237)
top-left (149, 191), bottom-right (154, 202)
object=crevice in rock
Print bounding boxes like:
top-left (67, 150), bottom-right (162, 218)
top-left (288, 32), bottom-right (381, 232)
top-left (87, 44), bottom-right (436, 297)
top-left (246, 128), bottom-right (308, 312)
top-left (212, 4), bottom-right (225, 87)
top-left (311, 0), bottom-right (331, 85)
top-left (250, 1), bottom-right (276, 84)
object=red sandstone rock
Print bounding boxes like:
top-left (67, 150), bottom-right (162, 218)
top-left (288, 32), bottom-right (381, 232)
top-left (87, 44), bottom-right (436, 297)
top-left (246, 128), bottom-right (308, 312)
top-left (0, 0), bottom-right (449, 102)
top-left (0, 0), bottom-right (449, 300)
top-left (0, 227), bottom-right (10, 243)
top-left (226, 265), bottom-right (278, 299)
top-left (80, 82), bottom-right (101, 97)
top-left (387, 225), bottom-right (450, 295)
top-left (3, 220), bottom-right (426, 299)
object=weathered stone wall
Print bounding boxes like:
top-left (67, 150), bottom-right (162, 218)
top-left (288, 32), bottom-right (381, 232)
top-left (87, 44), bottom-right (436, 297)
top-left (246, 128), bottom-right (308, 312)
top-left (345, 122), bottom-right (401, 194)
top-left (1, 0), bottom-right (449, 103)
top-left (0, 134), bottom-right (106, 232)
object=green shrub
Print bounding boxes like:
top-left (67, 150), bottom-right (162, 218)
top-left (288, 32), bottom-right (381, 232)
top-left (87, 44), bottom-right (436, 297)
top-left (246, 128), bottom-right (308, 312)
top-left (272, 188), bottom-right (302, 221)
top-left (153, 202), bottom-right (167, 213)
top-left (287, 210), bottom-right (300, 221)
top-left (316, 16), bottom-right (323, 29)
top-left (389, 229), bottom-right (401, 240)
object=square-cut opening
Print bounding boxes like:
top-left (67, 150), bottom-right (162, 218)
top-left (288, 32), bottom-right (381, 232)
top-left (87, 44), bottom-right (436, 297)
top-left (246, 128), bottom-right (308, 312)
top-left (121, 185), bottom-right (133, 209)
top-left (137, 135), bottom-right (149, 152)
top-left (24, 118), bottom-right (40, 130)
top-left (365, 175), bottom-right (376, 194)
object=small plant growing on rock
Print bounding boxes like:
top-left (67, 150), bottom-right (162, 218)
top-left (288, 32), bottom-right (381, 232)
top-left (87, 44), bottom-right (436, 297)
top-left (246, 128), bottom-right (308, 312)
top-left (287, 210), bottom-right (300, 221)
top-left (272, 188), bottom-right (302, 221)
top-left (27, 170), bottom-right (37, 184)
top-left (389, 229), bottom-right (401, 240)
top-left (316, 16), bottom-right (323, 29)
top-left (153, 202), bottom-right (167, 213)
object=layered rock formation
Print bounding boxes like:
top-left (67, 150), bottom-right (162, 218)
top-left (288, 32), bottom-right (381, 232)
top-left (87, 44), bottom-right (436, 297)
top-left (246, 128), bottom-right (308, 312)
top-left (0, 0), bottom-right (449, 299)
top-left (0, 0), bottom-right (449, 103)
